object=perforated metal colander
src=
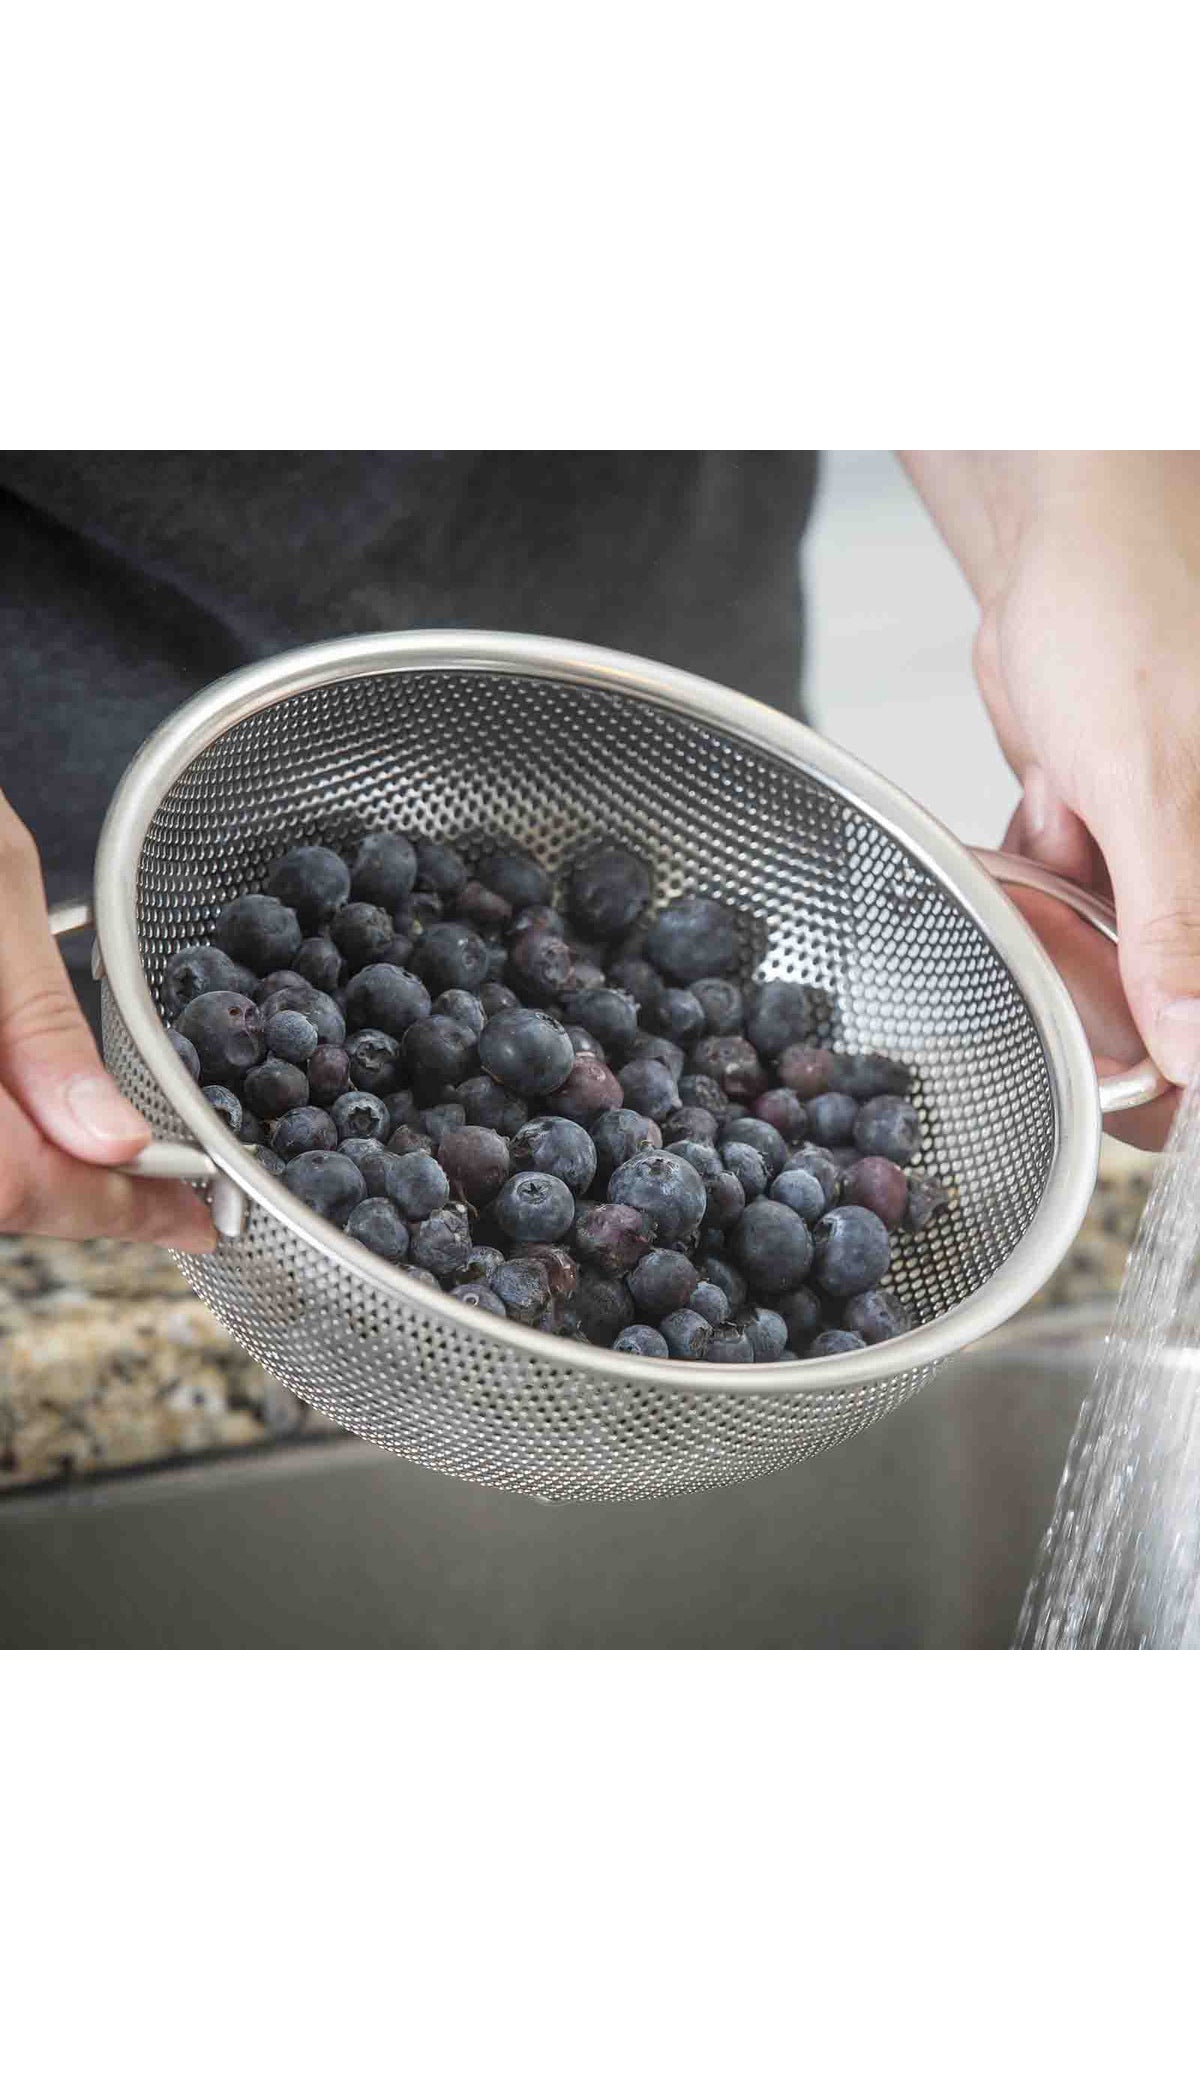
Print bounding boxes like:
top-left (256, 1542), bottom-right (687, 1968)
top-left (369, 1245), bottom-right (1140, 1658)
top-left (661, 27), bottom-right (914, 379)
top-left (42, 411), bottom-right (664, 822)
top-left (61, 631), bottom-right (1165, 1501)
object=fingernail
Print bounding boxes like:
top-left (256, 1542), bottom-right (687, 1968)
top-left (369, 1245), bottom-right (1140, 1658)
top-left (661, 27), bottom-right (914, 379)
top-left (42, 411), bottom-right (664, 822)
top-left (64, 1074), bottom-right (150, 1147)
top-left (1024, 765), bottom-right (1047, 838)
top-left (1154, 997), bottom-right (1200, 1086)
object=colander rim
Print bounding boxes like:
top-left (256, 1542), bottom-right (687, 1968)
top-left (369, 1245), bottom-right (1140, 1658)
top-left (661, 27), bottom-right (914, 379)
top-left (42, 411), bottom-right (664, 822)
top-left (93, 628), bottom-right (1101, 1393)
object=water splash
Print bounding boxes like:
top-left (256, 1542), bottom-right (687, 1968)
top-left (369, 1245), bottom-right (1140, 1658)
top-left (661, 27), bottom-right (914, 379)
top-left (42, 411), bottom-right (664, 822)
top-left (1018, 1072), bottom-right (1200, 1649)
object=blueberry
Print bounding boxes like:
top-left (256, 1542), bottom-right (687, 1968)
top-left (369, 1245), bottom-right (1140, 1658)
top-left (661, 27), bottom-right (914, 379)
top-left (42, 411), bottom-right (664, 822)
top-left (177, 990), bottom-right (265, 1085)
top-left (166, 1026), bottom-right (201, 1081)
top-left (290, 936), bottom-right (344, 994)
top-left (805, 1092), bottom-right (858, 1147)
top-left (256, 970), bottom-right (311, 1001)
top-left (591, 1108), bottom-right (662, 1181)
top-left (338, 1135), bottom-right (387, 1173)
top-left (239, 1112), bottom-right (267, 1145)
top-left (329, 901), bottom-right (396, 970)
top-left (645, 986), bottom-right (706, 1045)
top-left (413, 920), bottom-right (490, 993)
top-left (570, 1270), bottom-right (635, 1346)
top-left (510, 1116), bottom-right (598, 1195)
top-left (387, 1125), bottom-right (434, 1159)
top-left (904, 1173), bottom-right (949, 1234)
top-left (689, 1281), bottom-right (730, 1326)
top-left (201, 1084), bottom-right (243, 1134)
top-left (411, 1206), bottom-right (474, 1281)
top-left (450, 1281), bottom-right (508, 1319)
top-left (214, 893), bottom-right (302, 975)
top-left (690, 1036), bottom-right (767, 1102)
top-left (750, 1089), bottom-right (809, 1144)
top-left (259, 984), bottom-right (346, 1046)
top-left (808, 1329), bottom-right (867, 1358)
top-left (281, 1148), bottom-right (366, 1224)
top-left (248, 1142), bottom-right (286, 1177)
top-left (608, 1151), bottom-right (706, 1242)
top-left (403, 1016), bottom-right (476, 1098)
top-left (493, 1258), bottom-right (553, 1325)
top-left (566, 1024), bottom-right (605, 1059)
top-left (776, 1045), bottom-right (846, 1099)
top-left (841, 1052), bottom-right (914, 1102)
top-left (630, 1032), bottom-right (686, 1083)
top-left (307, 1043), bottom-right (351, 1107)
top-left (768, 1286), bottom-right (822, 1350)
top-left (678, 1073), bottom-right (731, 1119)
top-left (266, 844), bottom-right (351, 932)
top-left (457, 879), bottom-right (513, 929)
top-left (687, 978), bottom-right (744, 1036)
top-left (457, 1243), bottom-right (507, 1288)
top-left (573, 1203), bottom-right (654, 1276)
top-left (244, 1057), bottom-right (309, 1121)
top-left (418, 1104), bottom-right (467, 1148)
top-left (843, 1287), bottom-right (912, 1345)
top-left (546, 1056), bottom-right (625, 1126)
top-left (645, 895), bottom-right (741, 984)
top-left (704, 1323), bottom-right (754, 1363)
top-left (476, 847), bottom-right (549, 909)
top-left (345, 1197), bottom-right (411, 1264)
top-left (520, 1243), bottom-right (580, 1303)
top-left (342, 963), bottom-right (432, 1040)
top-left (811, 1205), bottom-right (892, 1296)
top-left (478, 1009), bottom-right (575, 1097)
top-left (377, 936), bottom-right (416, 970)
top-left (768, 1168), bottom-right (828, 1226)
top-left (479, 982), bottom-right (520, 1018)
top-left (607, 956), bottom-right (663, 1005)
top-left (571, 960), bottom-right (606, 993)
top-left (731, 1199), bottom-right (814, 1293)
top-left (383, 1151), bottom-right (450, 1220)
top-left (511, 903), bottom-right (566, 941)
top-left (379, 1089), bottom-right (415, 1134)
top-left (852, 1096), bottom-right (923, 1167)
top-left (264, 1009), bottom-right (320, 1064)
top-left (704, 1170), bottom-right (747, 1230)
top-left (721, 1142), bottom-right (769, 1200)
top-left (507, 929), bottom-right (577, 1005)
top-left (743, 980), bottom-right (818, 1060)
top-left (494, 1171), bottom-right (575, 1243)
top-left (661, 1106), bottom-right (719, 1148)
top-left (349, 831), bottom-right (418, 911)
top-left (563, 987), bottom-right (640, 1063)
top-left (161, 945), bottom-right (256, 1018)
top-left (433, 989), bottom-right (486, 1041)
top-left (700, 1255), bottom-right (747, 1313)
top-left (453, 1074), bottom-right (529, 1136)
top-left (721, 1116), bottom-right (789, 1178)
top-left (841, 1155), bottom-right (909, 1230)
top-left (613, 1324), bottom-right (670, 1358)
top-left (627, 1248), bottom-right (699, 1319)
top-left (660, 1308), bottom-right (712, 1360)
top-left (437, 1125), bottom-right (511, 1207)
top-left (272, 1105), bottom-right (339, 1160)
top-left (783, 1144), bottom-right (841, 1207)
top-left (566, 845), bottom-right (651, 940)
top-left (340, 1028), bottom-right (399, 1095)
top-left (330, 1091), bottom-right (390, 1143)
top-left (617, 1058), bottom-right (681, 1123)
top-left (415, 839), bottom-right (470, 899)
top-left (406, 890), bottom-right (444, 931)
top-left (735, 1306), bottom-right (789, 1363)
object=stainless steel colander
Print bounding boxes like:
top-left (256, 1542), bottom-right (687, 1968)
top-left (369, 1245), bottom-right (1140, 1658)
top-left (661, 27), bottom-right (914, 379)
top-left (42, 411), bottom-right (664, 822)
top-left (53, 632), bottom-right (1166, 1501)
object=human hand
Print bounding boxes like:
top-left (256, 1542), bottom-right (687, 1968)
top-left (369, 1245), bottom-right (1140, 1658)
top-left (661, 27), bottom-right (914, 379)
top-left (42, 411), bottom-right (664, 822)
top-left (0, 792), bottom-right (217, 1248)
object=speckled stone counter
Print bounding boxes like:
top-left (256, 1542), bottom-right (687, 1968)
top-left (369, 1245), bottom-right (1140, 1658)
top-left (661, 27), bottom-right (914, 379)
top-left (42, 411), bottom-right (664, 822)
top-left (0, 1139), bottom-right (1155, 1494)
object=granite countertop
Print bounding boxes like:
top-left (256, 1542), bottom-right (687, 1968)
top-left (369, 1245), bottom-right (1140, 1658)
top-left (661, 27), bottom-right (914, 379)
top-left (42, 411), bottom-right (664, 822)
top-left (0, 1138), bottom-right (1155, 1495)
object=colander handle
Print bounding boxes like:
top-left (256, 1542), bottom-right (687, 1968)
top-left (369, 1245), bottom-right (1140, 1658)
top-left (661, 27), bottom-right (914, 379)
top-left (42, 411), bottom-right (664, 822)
top-left (973, 849), bottom-right (1169, 1115)
top-left (48, 897), bottom-right (246, 1236)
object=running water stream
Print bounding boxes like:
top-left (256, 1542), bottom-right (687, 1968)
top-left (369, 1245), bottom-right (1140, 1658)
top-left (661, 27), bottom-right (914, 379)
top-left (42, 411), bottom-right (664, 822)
top-left (1018, 1071), bottom-right (1200, 1648)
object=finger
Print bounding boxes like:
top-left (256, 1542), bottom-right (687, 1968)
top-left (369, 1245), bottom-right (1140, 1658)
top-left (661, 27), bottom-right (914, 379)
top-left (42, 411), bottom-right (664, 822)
top-left (1084, 760), bottom-right (1200, 1089)
top-left (0, 794), bottom-right (151, 1164)
top-left (0, 1084), bottom-right (216, 1251)
top-left (1018, 766), bottom-right (1101, 888)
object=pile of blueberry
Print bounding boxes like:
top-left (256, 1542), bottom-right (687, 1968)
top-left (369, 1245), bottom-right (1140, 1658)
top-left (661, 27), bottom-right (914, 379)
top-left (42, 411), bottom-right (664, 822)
top-left (160, 833), bottom-right (948, 1364)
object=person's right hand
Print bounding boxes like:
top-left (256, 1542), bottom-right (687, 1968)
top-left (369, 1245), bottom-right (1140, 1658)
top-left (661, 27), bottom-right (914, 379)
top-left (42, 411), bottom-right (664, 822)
top-left (0, 792), bottom-right (217, 1251)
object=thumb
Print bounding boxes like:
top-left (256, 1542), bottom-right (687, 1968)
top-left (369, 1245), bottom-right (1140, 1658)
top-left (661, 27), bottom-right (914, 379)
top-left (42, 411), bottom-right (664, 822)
top-left (0, 797), bottom-right (152, 1163)
top-left (1087, 769), bottom-right (1200, 1089)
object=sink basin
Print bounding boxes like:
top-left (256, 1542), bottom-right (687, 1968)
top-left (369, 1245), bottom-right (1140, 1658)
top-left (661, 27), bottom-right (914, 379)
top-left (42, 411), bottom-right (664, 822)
top-left (0, 1313), bottom-right (1099, 1648)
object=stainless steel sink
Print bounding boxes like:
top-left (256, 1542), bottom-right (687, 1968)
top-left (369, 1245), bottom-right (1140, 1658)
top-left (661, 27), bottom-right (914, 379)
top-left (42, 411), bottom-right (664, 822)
top-left (0, 1313), bottom-right (1099, 1648)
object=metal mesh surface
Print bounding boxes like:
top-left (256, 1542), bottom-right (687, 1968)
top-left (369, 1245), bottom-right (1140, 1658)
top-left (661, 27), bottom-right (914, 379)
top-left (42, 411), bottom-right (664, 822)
top-left (100, 664), bottom-right (1057, 1499)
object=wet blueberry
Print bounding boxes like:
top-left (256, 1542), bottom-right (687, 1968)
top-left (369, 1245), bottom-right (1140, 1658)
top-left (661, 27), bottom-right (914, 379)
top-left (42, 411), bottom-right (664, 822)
top-left (735, 1305), bottom-right (789, 1363)
top-left (433, 989), bottom-right (486, 1041)
top-left (307, 1043), bottom-right (351, 1107)
top-left (700, 1255), bottom-right (747, 1313)
top-left (613, 1324), bottom-right (670, 1358)
top-left (289, 936), bottom-right (343, 994)
top-left (167, 1026), bottom-right (201, 1081)
top-left (630, 1033), bottom-right (686, 1083)
top-left (177, 990), bottom-right (265, 1085)
top-left (566, 1024), bottom-right (605, 1059)
top-left (689, 1281), bottom-right (730, 1326)
top-left (645, 986), bottom-right (706, 1045)
top-left (507, 929), bottom-right (576, 1005)
top-left (411, 1206), bottom-right (474, 1281)
top-left (413, 920), bottom-right (490, 993)
top-left (475, 847), bottom-right (549, 909)
top-left (349, 831), bottom-right (418, 911)
top-left (344, 1028), bottom-right (402, 1095)
top-left (478, 1009), bottom-right (575, 1096)
top-left (346, 1197), bottom-right (411, 1264)
top-left (403, 1015), bottom-right (476, 1097)
top-left (511, 903), bottom-right (566, 941)
top-left (415, 839), bottom-right (470, 899)
top-left (852, 1095), bottom-right (923, 1167)
top-left (607, 956), bottom-right (663, 1005)
top-left (450, 1281), bottom-right (508, 1318)
top-left (259, 984), bottom-right (346, 1046)
top-left (721, 1116), bottom-right (789, 1178)
top-left (721, 1142), bottom-right (769, 1200)
top-left (510, 1116), bottom-right (598, 1195)
top-left (843, 1287), bottom-right (911, 1345)
top-left (387, 1125), bottom-right (434, 1158)
top-left (660, 1307), bottom-right (712, 1360)
top-left (457, 1242), bottom-right (506, 1288)
top-left (627, 1248), bottom-right (700, 1320)
top-left (239, 1111), bottom-right (266, 1145)
top-left (840, 1155), bottom-right (909, 1230)
top-left (767, 1167), bottom-right (828, 1226)
top-left (493, 1258), bottom-right (553, 1325)
top-left (214, 893), bottom-right (302, 976)
top-left (617, 1058), bottom-right (681, 1122)
top-left (570, 1270), bottom-right (636, 1346)
top-left (248, 1142), bottom-right (285, 1177)
top-left (381, 1088), bottom-right (416, 1134)
top-left (161, 945), bottom-right (257, 1018)
top-left (520, 1243), bottom-right (580, 1303)
top-left (687, 978), bottom-right (744, 1037)
top-left (454, 1074), bottom-right (529, 1136)
top-left (479, 982), bottom-right (521, 1018)
top-left (545, 1055), bottom-right (624, 1126)
top-left (743, 980), bottom-right (818, 1060)
top-left (378, 936), bottom-right (415, 970)
top-left (571, 959), bottom-right (606, 993)
top-left (457, 879), bottom-right (513, 929)
top-left (608, 1151), bottom-right (706, 1241)
top-left (419, 1103), bottom-right (467, 1147)
top-left (264, 1009), bottom-right (320, 1064)
top-left (690, 1036), bottom-right (767, 1102)
top-left (808, 1329), bottom-right (867, 1358)
top-left (266, 844), bottom-right (351, 932)
top-left (438, 1125), bottom-right (511, 1207)
top-left (805, 1092), bottom-right (858, 1147)
top-left (645, 895), bottom-right (741, 984)
top-left (343, 963), bottom-right (431, 1038)
top-left (573, 1203), bottom-right (654, 1276)
top-left (567, 844), bottom-right (651, 940)
top-left (678, 1073), bottom-right (731, 1119)
top-left (775, 1045), bottom-right (846, 1099)
top-left (904, 1172), bottom-right (949, 1234)
top-left (201, 1084), bottom-right (243, 1134)
top-left (255, 970), bottom-right (310, 1004)
top-left (494, 1171), bottom-right (575, 1243)
top-left (731, 1199), bottom-right (813, 1293)
top-left (811, 1205), bottom-right (891, 1296)
top-left (704, 1323), bottom-right (754, 1363)
top-left (384, 1151), bottom-right (450, 1220)
top-left (783, 1144), bottom-right (841, 1207)
top-left (591, 1108), bottom-right (662, 1181)
top-left (563, 987), bottom-right (640, 1063)
top-left (661, 1106), bottom-right (720, 1148)
top-left (331, 1091), bottom-right (391, 1143)
top-left (750, 1089), bottom-right (809, 1144)
top-left (244, 1057), bottom-right (309, 1121)
top-left (770, 1285), bottom-right (823, 1350)
top-left (281, 1147), bottom-right (367, 1223)
top-left (329, 901), bottom-right (396, 970)
top-left (841, 1052), bottom-right (914, 1102)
